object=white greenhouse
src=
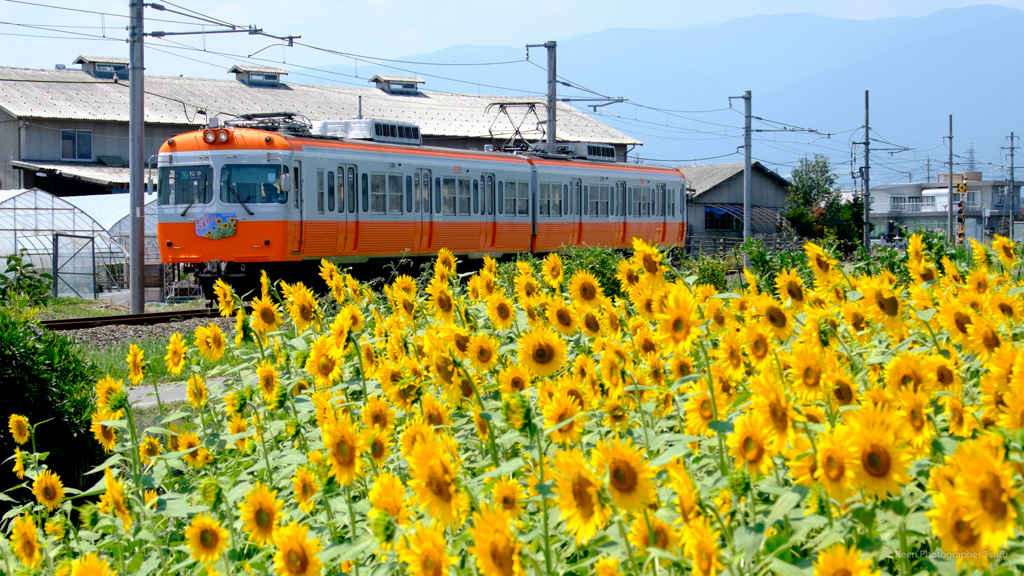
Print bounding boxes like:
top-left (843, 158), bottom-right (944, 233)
top-left (0, 188), bottom-right (157, 298)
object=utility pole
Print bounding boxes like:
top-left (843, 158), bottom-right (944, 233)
top-left (947, 115), bottom-right (954, 242)
top-left (863, 90), bottom-right (870, 249)
top-left (1004, 133), bottom-right (1018, 240)
top-left (926, 156), bottom-right (931, 182)
top-left (527, 41), bottom-right (558, 153)
top-left (743, 90), bottom-right (751, 265)
top-left (129, 0), bottom-right (145, 313)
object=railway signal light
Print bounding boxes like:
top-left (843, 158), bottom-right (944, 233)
top-left (958, 200), bottom-right (965, 223)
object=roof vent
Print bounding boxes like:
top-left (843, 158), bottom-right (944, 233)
top-left (311, 119), bottom-right (421, 146)
top-left (369, 74), bottom-right (424, 95)
top-left (228, 64), bottom-right (287, 87)
top-left (73, 55), bottom-right (129, 79)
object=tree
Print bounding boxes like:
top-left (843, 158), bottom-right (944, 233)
top-left (782, 154), bottom-right (862, 255)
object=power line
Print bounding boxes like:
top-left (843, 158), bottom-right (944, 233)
top-left (633, 151), bottom-right (740, 163)
top-left (0, 0), bottom-right (203, 25)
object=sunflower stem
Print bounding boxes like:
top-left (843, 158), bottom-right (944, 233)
top-left (532, 425), bottom-right (554, 576)
top-left (0, 535), bottom-right (14, 576)
top-left (458, 362), bottom-right (500, 467)
top-left (697, 339), bottom-right (729, 476)
top-left (122, 403), bottom-right (143, 497)
top-left (255, 412), bottom-right (275, 485)
top-left (220, 495), bottom-right (237, 576)
top-left (344, 484), bottom-right (362, 576)
top-left (616, 516), bottom-right (641, 576)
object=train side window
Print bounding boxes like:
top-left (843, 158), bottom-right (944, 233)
top-left (517, 182), bottom-right (529, 215)
top-left (628, 187), bottom-right (633, 216)
top-left (327, 171), bottom-right (335, 212)
top-left (388, 173), bottom-right (402, 214)
top-left (539, 182), bottom-right (550, 216)
top-left (317, 168), bottom-right (325, 214)
top-left (561, 184), bottom-right (568, 217)
top-left (337, 167), bottom-right (345, 212)
top-left (660, 184), bottom-right (667, 216)
top-left (457, 178), bottom-right (471, 215)
top-left (442, 177), bottom-right (456, 215)
top-left (497, 181), bottom-right (504, 215)
top-left (599, 185), bottom-right (609, 217)
top-left (486, 175), bottom-right (495, 215)
top-left (641, 186), bottom-right (651, 217)
top-left (414, 173), bottom-right (420, 212)
top-left (504, 181), bottom-right (516, 215)
top-left (406, 175), bottom-right (413, 213)
top-left (435, 178), bottom-right (441, 214)
top-left (472, 179), bottom-right (479, 214)
top-left (293, 161), bottom-right (302, 208)
top-left (370, 173), bottom-right (386, 214)
top-left (583, 185), bottom-right (589, 216)
top-left (361, 173), bottom-right (369, 213)
top-left (571, 179), bottom-right (581, 215)
top-left (617, 182), bottom-right (626, 216)
top-left (608, 183), bottom-right (615, 216)
top-left (347, 168), bottom-right (356, 214)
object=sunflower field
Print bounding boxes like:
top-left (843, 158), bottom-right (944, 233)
top-left (5, 235), bottom-right (1024, 576)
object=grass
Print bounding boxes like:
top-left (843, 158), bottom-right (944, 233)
top-left (32, 296), bottom-right (208, 321)
top-left (130, 401), bottom-right (186, 439)
top-left (81, 337), bottom-right (177, 384)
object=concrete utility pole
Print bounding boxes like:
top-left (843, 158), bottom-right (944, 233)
top-left (947, 115), bottom-right (954, 242)
top-left (743, 90), bottom-right (752, 261)
top-left (1003, 133), bottom-right (1018, 240)
top-left (129, 0), bottom-right (145, 313)
top-left (863, 90), bottom-right (871, 250)
top-left (527, 41), bottom-right (558, 153)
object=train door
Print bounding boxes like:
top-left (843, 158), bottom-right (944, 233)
top-left (480, 173), bottom-right (496, 249)
top-left (292, 159), bottom-right (304, 254)
top-left (416, 169), bottom-right (432, 250)
top-left (658, 183), bottom-right (668, 242)
top-left (616, 181), bottom-right (627, 244)
top-left (335, 164), bottom-right (356, 253)
top-left (570, 178), bottom-right (582, 244)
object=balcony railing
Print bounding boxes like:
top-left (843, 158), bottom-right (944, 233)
top-left (873, 201), bottom-right (981, 213)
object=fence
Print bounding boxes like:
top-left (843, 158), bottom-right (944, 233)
top-left (683, 234), bottom-right (802, 257)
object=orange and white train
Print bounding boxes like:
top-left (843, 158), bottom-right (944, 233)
top-left (156, 114), bottom-right (687, 295)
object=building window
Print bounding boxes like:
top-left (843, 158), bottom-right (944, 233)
top-left (704, 206), bottom-right (740, 231)
top-left (923, 196), bottom-right (936, 209)
top-left (61, 130), bottom-right (92, 161)
top-left (891, 196), bottom-right (905, 211)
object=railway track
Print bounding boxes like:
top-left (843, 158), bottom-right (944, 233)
top-left (40, 309), bottom-right (220, 331)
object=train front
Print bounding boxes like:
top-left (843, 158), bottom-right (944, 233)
top-left (156, 125), bottom-right (296, 296)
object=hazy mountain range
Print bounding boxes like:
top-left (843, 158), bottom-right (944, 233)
top-left (310, 5), bottom-right (1024, 186)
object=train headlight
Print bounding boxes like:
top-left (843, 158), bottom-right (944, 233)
top-left (203, 130), bottom-right (216, 144)
top-left (217, 130), bottom-right (229, 143)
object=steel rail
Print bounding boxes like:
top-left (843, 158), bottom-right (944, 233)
top-left (40, 308), bottom-right (220, 331)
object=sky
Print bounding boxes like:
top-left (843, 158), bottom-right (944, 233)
top-left (2, 0), bottom-right (1024, 78)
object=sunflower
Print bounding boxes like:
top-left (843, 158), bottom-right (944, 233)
top-left (884, 353), bottom-right (927, 394)
top-left (427, 278), bottom-right (457, 324)
top-left (499, 366), bottom-right (531, 394)
top-left (306, 334), bottom-right (341, 388)
top-left (255, 358), bottom-right (279, 403)
top-left (292, 466), bottom-right (319, 514)
top-left (228, 415), bottom-right (250, 452)
top-left (815, 424), bottom-right (856, 502)
top-left (195, 323), bottom-right (226, 362)
top-left (751, 375), bottom-right (797, 447)
top-left (70, 552), bottom-right (118, 576)
top-left (568, 270), bottom-right (604, 308)
top-left (552, 448), bottom-right (609, 544)
top-left (211, 277), bottom-right (235, 317)
top-left (804, 242), bottom-right (836, 285)
top-left (8, 413), bottom-right (29, 445)
top-left (238, 483), bottom-right (283, 547)
top-left (186, 513), bottom-right (228, 563)
top-left (629, 515), bottom-right (679, 560)
top-left (468, 506), bottom-right (524, 576)
top-left (788, 344), bottom-right (827, 400)
top-left (726, 411), bottom-right (777, 476)
top-left (617, 258), bottom-right (643, 291)
top-left (126, 343), bottom-right (146, 384)
top-left (90, 409), bottom-right (118, 453)
top-left (467, 333), bottom-right (500, 372)
top-left (420, 395), bottom-right (451, 428)
top-left (946, 397), bottom-right (980, 438)
top-left (163, 332), bottom-right (188, 376)
top-left (44, 517), bottom-right (65, 540)
top-left (540, 390), bottom-right (584, 446)
top-left (859, 277), bottom-right (903, 326)
top-left (965, 316), bottom-right (1003, 358)
top-left (369, 471), bottom-right (409, 527)
top-left (12, 447), bottom-right (24, 479)
top-left (186, 374), bottom-right (208, 409)
top-left (849, 405), bottom-right (910, 500)
top-left (754, 294), bottom-right (794, 341)
top-left (273, 521), bottom-right (323, 576)
top-left (541, 252), bottom-right (564, 288)
top-left (492, 477), bottom-right (525, 519)
top-left (595, 557), bottom-right (620, 576)
top-left (435, 247), bottom-right (458, 278)
top-left (517, 327), bottom-right (567, 378)
top-left (397, 523), bottom-right (453, 576)
top-left (669, 468), bottom-right (702, 527)
top-left (11, 514), bottom-right (41, 568)
top-left (953, 441), bottom-right (1017, 549)
top-left (593, 436), bottom-right (655, 511)
top-left (926, 490), bottom-right (990, 570)
top-left (775, 267), bottom-right (806, 307)
top-left (251, 294), bottom-right (283, 335)
top-left (487, 295), bottom-right (516, 331)
top-left (287, 282), bottom-right (319, 332)
top-left (367, 429), bottom-right (393, 467)
top-left (362, 395), bottom-right (395, 431)
top-left (812, 543), bottom-right (878, 576)
top-left (322, 416), bottom-right (364, 486)
top-left (178, 430), bottom-right (203, 468)
top-left (685, 392), bottom-right (721, 437)
top-left (98, 467), bottom-right (131, 530)
top-left (897, 389), bottom-right (932, 457)
top-left (139, 435), bottom-right (161, 465)
top-left (656, 287), bottom-right (699, 349)
top-left (683, 516), bottom-right (724, 576)
top-left (409, 435), bottom-right (466, 526)
top-left (33, 469), bottom-right (65, 511)
top-left (547, 298), bottom-right (578, 335)
top-left (632, 237), bottom-right (663, 277)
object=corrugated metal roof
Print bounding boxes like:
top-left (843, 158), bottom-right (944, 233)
top-left (73, 55), bottom-right (130, 65)
top-left (228, 64), bottom-right (288, 75)
top-left (10, 161), bottom-right (131, 187)
top-left (369, 74), bottom-right (424, 84)
top-left (676, 161), bottom-right (788, 197)
top-left (0, 66), bottom-right (639, 145)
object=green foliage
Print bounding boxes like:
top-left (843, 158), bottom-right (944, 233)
top-left (782, 154), bottom-right (865, 256)
top-left (740, 239), bottom-right (809, 293)
top-left (0, 251), bottom-right (52, 308)
top-left (690, 253), bottom-right (728, 291)
top-left (557, 246), bottom-right (624, 300)
top-left (0, 309), bottom-right (104, 500)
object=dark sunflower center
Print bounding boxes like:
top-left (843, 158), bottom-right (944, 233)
top-left (824, 454), bottom-right (844, 481)
top-left (335, 439), bottom-right (354, 465)
top-left (260, 307), bottom-right (275, 325)
top-left (815, 255), bottom-right (830, 273)
top-left (979, 474), bottom-right (1008, 519)
top-left (584, 314), bottom-right (600, 333)
top-left (767, 306), bottom-right (786, 328)
top-left (318, 355), bottom-right (332, 375)
top-left (511, 376), bottom-right (526, 391)
top-left (287, 549), bottom-right (308, 571)
top-left (437, 292), bottom-right (453, 313)
top-left (571, 475), bottom-right (595, 518)
top-left (953, 514), bottom-right (978, 545)
top-left (874, 292), bottom-right (899, 317)
top-left (556, 309), bottom-right (572, 327)
top-left (982, 328), bottom-right (1000, 351)
top-left (698, 398), bottom-right (714, 420)
top-left (580, 282), bottom-right (595, 300)
top-left (862, 444), bottom-right (891, 477)
top-left (200, 528), bottom-right (215, 548)
top-left (786, 282), bottom-right (803, 302)
top-left (742, 436), bottom-right (764, 462)
top-left (954, 312), bottom-right (972, 334)
top-left (833, 382), bottom-right (853, 404)
top-left (426, 462), bottom-right (453, 503)
top-left (532, 342), bottom-right (554, 365)
top-left (609, 459), bottom-right (638, 493)
top-left (256, 508), bottom-right (271, 528)
top-left (497, 303), bottom-right (511, 320)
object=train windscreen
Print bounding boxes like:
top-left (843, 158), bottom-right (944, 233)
top-left (219, 164), bottom-right (287, 204)
top-left (158, 166), bottom-right (213, 206)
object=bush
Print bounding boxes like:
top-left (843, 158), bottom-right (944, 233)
top-left (693, 254), bottom-right (728, 291)
top-left (0, 308), bottom-right (103, 501)
top-left (0, 251), bottom-right (51, 308)
top-left (740, 239), bottom-right (810, 293)
top-left (558, 246), bottom-right (624, 300)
